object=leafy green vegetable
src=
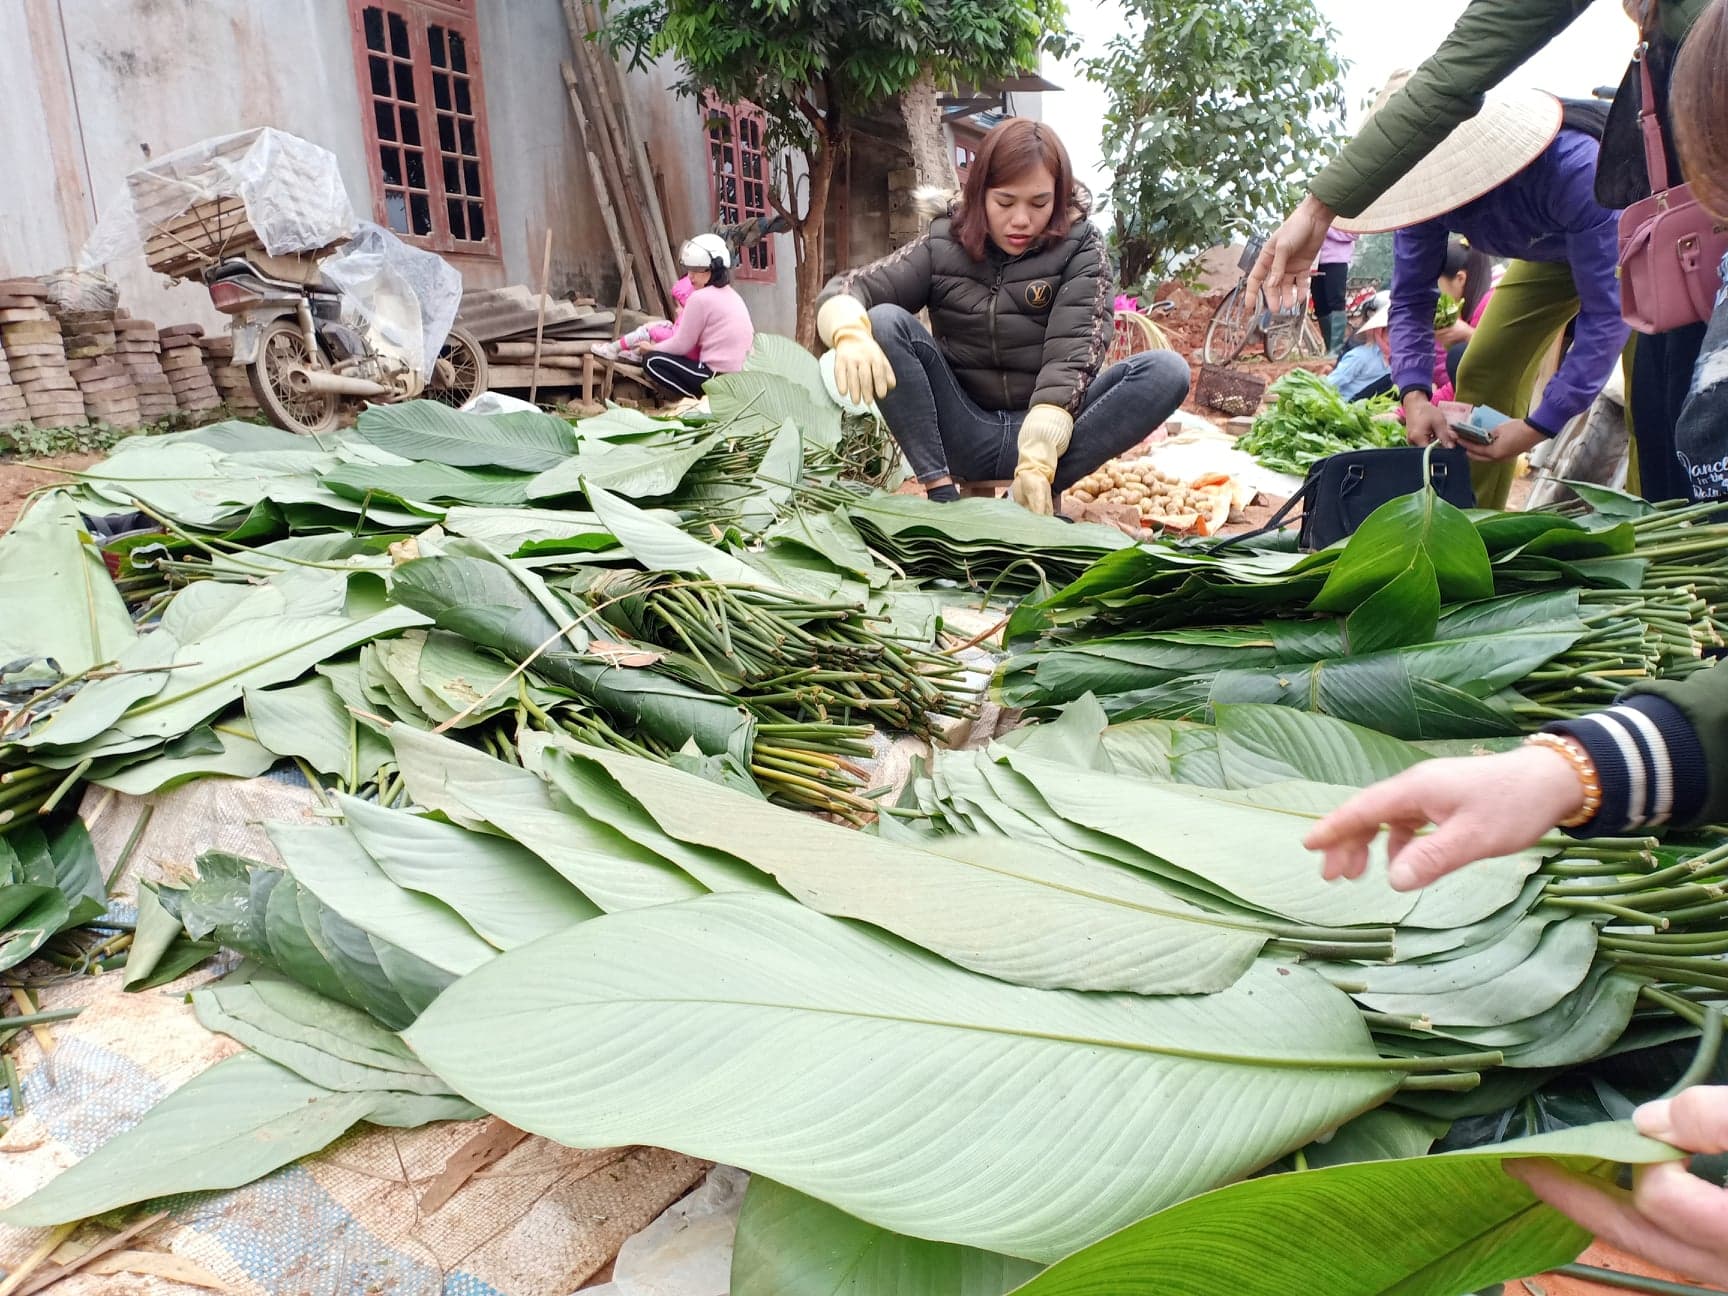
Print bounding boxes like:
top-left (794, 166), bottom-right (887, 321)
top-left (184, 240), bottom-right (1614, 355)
top-left (1237, 369), bottom-right (1402, 475)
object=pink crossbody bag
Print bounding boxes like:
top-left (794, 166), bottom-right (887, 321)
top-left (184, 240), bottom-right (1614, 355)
top-left (1617, 41), bottom-right (1728, 333)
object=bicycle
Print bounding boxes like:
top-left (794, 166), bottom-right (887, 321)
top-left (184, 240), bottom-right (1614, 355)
top-left (1202, 237), bottom-right (1321, 365)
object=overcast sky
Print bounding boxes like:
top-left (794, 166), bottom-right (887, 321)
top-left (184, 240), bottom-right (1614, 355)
top-left (1042, 0), bottom-right (1641, 198)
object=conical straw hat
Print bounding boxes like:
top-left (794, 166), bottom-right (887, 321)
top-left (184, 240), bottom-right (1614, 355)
top-left (1333, 71), bottom-right (1564, 234)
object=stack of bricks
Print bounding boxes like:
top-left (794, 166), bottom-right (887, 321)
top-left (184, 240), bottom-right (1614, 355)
top-left (0, 340), bottom-right (27, 426)
top-left (158, 325), bottom-right (221, 414)
top-left (197, 335), bottom-right (259, 413)
top-left (114, 318), bottom-right (179, 423)
top-left (57, 308), bottom-right (143, 429)
top-left (0, 281), bottom-right (85, 429)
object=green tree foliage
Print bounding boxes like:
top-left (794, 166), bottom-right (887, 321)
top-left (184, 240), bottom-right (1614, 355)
top-left (603, 0), bottom-right (1070, 344)
top-left (1087, 0), bottom-right (1347, 289)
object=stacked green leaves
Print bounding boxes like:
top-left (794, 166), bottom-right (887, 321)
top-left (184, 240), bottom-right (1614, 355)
top-left (1002, 484), bottom-right (1728, 738)
top-left (1236, 368), bottom-right (1402, 475)
top-left (11, 704), bottom-right (1705, 1296)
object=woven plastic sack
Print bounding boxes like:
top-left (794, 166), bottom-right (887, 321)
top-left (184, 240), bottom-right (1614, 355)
top-left (320, 223), bottom-right (463, 379)
top-left (80, 128), bottom-right (355, 272)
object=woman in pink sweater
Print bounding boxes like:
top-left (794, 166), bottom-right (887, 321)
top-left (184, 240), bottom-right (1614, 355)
top-left (639, 234), bottom-right (755, 397)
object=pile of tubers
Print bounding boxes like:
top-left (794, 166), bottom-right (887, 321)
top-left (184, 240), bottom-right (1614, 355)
top-left (1065, 459), bottom-right (1240, 537)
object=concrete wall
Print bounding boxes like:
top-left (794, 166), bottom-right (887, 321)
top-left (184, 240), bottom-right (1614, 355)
top-left (0, 0), bottom-right (798, 335)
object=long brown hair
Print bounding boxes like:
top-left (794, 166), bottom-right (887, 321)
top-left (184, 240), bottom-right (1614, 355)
top-left (950, 118), bottom-right (1076, 261)
top-left (1673, 0), bottom-right (1728, 218)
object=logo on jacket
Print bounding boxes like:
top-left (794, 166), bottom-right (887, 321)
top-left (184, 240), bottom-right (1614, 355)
top-left (1025, 280), bottom-right (1054, 309)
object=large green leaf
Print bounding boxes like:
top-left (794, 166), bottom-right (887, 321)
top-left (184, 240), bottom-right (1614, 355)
top-left (91, 718), bottom-right (276, 793)
top-left (528, 433), bottom-right (719, 500)
top-left (0, 1052), bottom-right (377, 1227)
top-left (1004, 1124), bottom-right (1679, 1296)
top-left (585, 482), bottom-right (779, 586)
top-left (405, 893), bottom-right (1401, 1262)
top-left (0, 492), bottom-right (136, 675)
top-left (994, 748), bottom-right (1425, 927)
top-left (391, 552), bottom-right (754, 759)
top-left (108, 576), bottom-right (428, 739)
top-left (336, 792), bottom-right (600, 946)
top-left (321, 461), bottom-right (532, 509)
top-left (387, 724), bottom-right (705, 911)
top-left (1310, 485), bottom-right (1493, 616)
top-left (267, 822), bottom-right (497, 975)
top-left (245, 675), bottom-right (392, 782)
top-left (192, 981), bottom-right (458, 1096)
top-left (732, 1177), bottom-right (1042, 1296)
top-left (353, 400), bottom-right (578, 470)
top-left (707, 367), bottom-right (841, 452)
top-left (441, 505), bottom-right (621, 556)
top-left (568, 744), bottom-right (1271, 994)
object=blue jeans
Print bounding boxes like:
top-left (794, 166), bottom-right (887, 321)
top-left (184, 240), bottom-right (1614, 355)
top-left (868, 304), bottom-right (1192, 490)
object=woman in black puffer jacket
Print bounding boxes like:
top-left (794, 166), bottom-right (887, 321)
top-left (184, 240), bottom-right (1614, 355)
top-left (816, 119), bottom-right (1191, 514)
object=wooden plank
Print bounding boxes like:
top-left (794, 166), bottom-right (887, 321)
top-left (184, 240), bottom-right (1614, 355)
top-left (484, 364), bottom-right (583, 388)
top-left (487, 340), bottom-right (596, 358)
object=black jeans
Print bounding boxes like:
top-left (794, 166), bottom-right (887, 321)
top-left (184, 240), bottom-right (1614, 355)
top-left (1311, 261), bottom-right (1348, 317)
top-left (868, 305), bottom-right (1192, 490)
top-left (644, 352), bottom-right (714, 398)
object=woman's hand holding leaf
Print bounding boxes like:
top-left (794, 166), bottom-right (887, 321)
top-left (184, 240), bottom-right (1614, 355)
top-left (1506, 1087), bottom-right (1728, 1286)
top-left (1403, 395), bottom-right (1455, 448)
top-left (1304, 747), bottom-right (1585, 891)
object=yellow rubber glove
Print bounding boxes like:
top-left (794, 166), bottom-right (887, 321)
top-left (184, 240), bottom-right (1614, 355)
top-left (817, 295), bottom-right (895, 405)
top-left (1009, 404), bottom-right (1074, 515)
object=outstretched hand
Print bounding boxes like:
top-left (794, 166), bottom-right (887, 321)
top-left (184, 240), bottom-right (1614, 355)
top-left (1507, 1088), bottom-right (1728, 1285)
top-left (1303, 746), bottom-right (1586, 891)
top-left (1245, 195), bottom-right (1337, 314)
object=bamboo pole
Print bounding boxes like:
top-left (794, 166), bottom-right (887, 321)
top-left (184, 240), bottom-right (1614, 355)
top-left (529, 229), bottom-right (554, 404)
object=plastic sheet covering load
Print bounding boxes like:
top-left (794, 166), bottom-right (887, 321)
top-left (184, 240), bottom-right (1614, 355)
top-left (0, 776), bottom-right (707, 1296)
top-left (80, 128), bottom-right (357, 279)
top-left (321, 223), bottom-right (464, 379)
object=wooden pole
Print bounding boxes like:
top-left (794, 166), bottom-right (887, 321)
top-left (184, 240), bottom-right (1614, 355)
top-left (585, 0), bottom-right (680, 305)
top-left (563, 0), bottom-right (661, 313)
top-left (564, 0), bottom-right (676, 312)
top-left (529, 229), bottom-right (554, 404)
top-left (562, 62), bottom-right (641, 313)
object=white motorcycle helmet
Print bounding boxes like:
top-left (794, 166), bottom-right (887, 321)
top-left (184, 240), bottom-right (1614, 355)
top-left (680, 233), bottom-right (731, 275)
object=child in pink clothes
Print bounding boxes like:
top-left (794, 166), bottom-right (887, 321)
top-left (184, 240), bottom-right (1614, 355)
top-left (598, 276), bottom-right (695, 363)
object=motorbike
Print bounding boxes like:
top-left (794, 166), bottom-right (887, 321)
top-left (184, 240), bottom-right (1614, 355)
top-left (202, 249), bottom-right (487, 436)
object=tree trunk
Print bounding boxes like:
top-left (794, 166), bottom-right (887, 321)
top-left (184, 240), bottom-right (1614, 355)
top-left (793, 132), bottom-right (842, 351)
top-left (898, 69), bottom-right (957, 193)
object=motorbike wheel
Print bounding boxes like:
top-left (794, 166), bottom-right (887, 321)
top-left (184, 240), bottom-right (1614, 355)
top-left (426, 326), bottom-right (489, 407)
top-left (249, 320), bottom-right (339, 436)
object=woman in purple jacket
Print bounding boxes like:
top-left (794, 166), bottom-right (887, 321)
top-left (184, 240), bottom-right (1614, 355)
top-left (1337, 75), bottom-right (1628, 509)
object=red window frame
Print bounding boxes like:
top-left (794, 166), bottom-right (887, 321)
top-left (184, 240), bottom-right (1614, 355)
top-left (704, 96), bottom-right (775, 282)
top-left (348, 0), bottom-right (500, 257)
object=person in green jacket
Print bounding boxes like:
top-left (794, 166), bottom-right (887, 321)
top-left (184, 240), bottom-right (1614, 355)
top-left (1247, 0), bottom-right (1715, 502)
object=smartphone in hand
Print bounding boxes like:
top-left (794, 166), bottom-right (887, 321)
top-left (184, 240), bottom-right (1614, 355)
top-left (1449, 405), bottom-right (1511, 446)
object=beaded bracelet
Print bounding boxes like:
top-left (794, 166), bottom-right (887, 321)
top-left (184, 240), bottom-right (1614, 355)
top-left (1524, 732), bottom-right (1603, 829)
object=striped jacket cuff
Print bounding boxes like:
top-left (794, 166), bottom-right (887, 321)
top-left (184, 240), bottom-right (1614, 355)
top-left (1545, 696), bottom-right (1708, 835)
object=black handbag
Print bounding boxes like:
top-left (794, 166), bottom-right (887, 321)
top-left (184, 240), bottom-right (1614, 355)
top-left (1213, 446), bottom-right (1477, 553)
